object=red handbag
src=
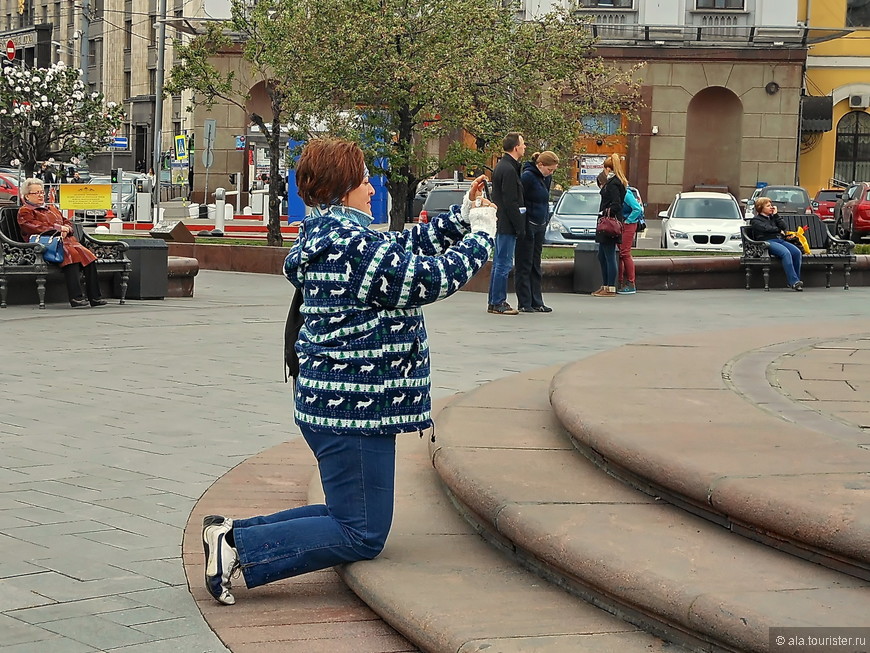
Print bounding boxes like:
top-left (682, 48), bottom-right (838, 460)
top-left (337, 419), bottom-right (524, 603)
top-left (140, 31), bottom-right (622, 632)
top-left (596, 209), bottom-right (623, 239)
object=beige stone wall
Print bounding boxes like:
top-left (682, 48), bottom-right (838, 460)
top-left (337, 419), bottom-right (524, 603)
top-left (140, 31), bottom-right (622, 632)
top-left (638, 58), bottom-right (802, 208)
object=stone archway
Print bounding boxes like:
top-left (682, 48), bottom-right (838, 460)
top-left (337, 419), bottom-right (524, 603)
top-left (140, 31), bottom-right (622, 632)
top-left (682, 86), bottom-right (743, 194)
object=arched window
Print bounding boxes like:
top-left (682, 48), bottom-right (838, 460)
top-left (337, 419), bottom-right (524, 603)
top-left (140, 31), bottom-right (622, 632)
top-left (834, 111), bottom-right (870, 183)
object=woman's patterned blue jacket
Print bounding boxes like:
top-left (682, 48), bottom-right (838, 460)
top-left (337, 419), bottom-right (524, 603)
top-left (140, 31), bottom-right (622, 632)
top-left (284, 202), bottom-right (493, 436)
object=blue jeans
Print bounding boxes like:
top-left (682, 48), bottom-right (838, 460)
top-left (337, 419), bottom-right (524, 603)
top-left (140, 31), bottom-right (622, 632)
top-left (488, 233), bottom-right (517, 306)
top-left (597, 240), bottom-right (618, 286)
top-left (767, 239), bottom-right (802, 286)
top-left (232, 426), bottom-right (396, 588)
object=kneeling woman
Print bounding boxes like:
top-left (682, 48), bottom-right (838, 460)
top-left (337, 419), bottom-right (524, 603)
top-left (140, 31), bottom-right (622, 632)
top-left (201, 138), bottom-right (498, 605)
top-left (17, 178), bottom-right (107, 307)
top-left (750, 196), bottom-right (804, 291)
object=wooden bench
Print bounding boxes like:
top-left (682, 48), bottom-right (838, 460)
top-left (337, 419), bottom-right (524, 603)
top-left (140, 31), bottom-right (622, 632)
top-left (740, 213), bottom-right (856, 290)
top-left (0, 206), bottom-right (130, 308)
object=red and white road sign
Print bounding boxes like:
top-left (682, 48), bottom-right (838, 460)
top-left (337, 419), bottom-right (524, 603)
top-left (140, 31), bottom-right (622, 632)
top-left (5, 40), bottom-right (14, 61)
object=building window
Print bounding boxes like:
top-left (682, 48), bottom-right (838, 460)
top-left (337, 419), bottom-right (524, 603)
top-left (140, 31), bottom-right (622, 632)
top-left (835, 111), bottom-right (870, 183)
top-left (696, 0), bottom-right (744, 8)
top-left (847, 0), bottom-right (870, 27)
top-left (581, 114), bottom-right (621, 135)
top-left (125, 19), bottom-right (132, 50)
top-left (124, 71), bottom-right (131, 99)
top-left (149, 69), bottom-right (156, 95)
top-left (149, 14), bottom-right (157, 46)
top-left (577, 0), bottom-right (634, 7)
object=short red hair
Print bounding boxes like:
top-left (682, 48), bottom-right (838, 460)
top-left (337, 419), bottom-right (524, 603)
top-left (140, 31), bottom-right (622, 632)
top-left (296, 139), bottom-right (366, 206)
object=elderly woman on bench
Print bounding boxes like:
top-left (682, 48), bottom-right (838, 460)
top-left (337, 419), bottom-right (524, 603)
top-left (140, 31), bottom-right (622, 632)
top-left (17, 177), bottom-right (107, 308)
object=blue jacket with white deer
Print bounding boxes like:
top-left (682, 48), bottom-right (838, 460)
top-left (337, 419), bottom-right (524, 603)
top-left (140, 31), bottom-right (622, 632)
top-left (283, 203), bottom-right (492, 435)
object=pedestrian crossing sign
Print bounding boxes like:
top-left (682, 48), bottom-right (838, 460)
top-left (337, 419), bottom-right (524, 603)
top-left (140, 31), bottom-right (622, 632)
top-left (174, 135), bottom-right (188, 161)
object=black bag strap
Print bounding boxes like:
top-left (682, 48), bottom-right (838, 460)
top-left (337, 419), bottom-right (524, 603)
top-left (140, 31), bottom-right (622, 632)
top-left (284, 288), bottom-right (304, 384)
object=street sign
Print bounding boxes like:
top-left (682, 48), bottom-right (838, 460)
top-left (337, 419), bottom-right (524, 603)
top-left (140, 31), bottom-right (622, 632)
top-left (203, 119), bottom-right (217, 150)
top-left (5, 40), bottom-right (14, 61)
top-left (174, 134), bottom-right (188, 161)
top-left (111, 136), bottom-right (128, 149)
top-left (202, 149), bottom-right (214, 169)
top-left (235, 135), bottom-right (246, 150)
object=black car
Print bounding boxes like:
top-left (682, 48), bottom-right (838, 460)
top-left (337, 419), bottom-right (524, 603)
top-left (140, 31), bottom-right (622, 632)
top-left (417, 186), bottom-right (472, 224)
top-left (757, 185), bottom-right (816, 216)
top-left (412, 179), bottom-right (471, 220)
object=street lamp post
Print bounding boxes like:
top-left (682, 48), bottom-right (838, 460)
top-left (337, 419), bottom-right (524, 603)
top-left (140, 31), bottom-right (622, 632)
top-left (151, 0), bottom-right (167, 221)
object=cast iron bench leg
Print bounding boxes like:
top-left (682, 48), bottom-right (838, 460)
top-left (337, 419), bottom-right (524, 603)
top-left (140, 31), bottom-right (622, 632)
top-left (119, 268), bottom-right (129, 305)
top-left (825, 264), bottom-right (832, 289)
top-left (36, 274), bottom-right (46, 309)
top-left (762, 264), bottom-right (770, 291)
top-left (844, 264), bottom-right (851, 290)
top-left (745, 267), bottom-right (752, 290)
top-left (0, 276), bottom-right (6, 308)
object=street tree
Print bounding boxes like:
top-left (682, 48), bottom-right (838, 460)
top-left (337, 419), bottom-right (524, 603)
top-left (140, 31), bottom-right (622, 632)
top-left (166, 0), bottom-right (322, 246)
top-left (0, 61), bottom-right (125, 176)
top-left (300, 0), bottom-right (639, 230)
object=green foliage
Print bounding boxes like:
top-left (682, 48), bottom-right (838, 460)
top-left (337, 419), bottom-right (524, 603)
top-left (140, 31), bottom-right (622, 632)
top-left (0, 62), bottom-right (125, 175)
top-left (169, 0), bottom-right (641, 231)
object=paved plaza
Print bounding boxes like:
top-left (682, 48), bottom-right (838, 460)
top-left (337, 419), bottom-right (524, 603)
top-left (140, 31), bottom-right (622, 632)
top-left (1, 270), bottom-right (868, 652)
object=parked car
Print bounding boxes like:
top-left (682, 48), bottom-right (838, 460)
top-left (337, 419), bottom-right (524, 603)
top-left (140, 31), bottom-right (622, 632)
top-left (755, 185), bottom-right (816, 217)
top-left (412, 178), bottom-right (471, 220)
top-left (813, 188), bottom-right (842, 223)
top-left (742, 187), bottom-right (764, 220)
top-left (417, 184), bottom-right (473, 224)
top-left (71, 174), bottom-right (139, 223)
top-left (835, 181), bottom-right (870, 241)
top-left (544, 186), bottom-right (600, 244)
top-left (0, 173), bottom-right (20, 203)
top-left (544, 185), bottom-right (642, 245)
top-left (658, 191), bottom-right (744, 252)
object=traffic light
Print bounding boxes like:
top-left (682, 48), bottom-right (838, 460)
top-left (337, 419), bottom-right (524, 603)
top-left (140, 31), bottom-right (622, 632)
top-left (110, 169), bottom-right (119, 183)
top-left (228, 173), bottom-right (236, 185)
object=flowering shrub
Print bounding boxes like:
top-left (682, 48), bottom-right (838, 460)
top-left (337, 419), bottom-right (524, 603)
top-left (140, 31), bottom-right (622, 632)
top-left (0, 61), bottom-right (125, 175)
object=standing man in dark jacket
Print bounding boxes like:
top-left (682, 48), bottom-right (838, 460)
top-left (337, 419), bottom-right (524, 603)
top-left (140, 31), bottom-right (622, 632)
top-left (487, 132), bottom-right (526, 315)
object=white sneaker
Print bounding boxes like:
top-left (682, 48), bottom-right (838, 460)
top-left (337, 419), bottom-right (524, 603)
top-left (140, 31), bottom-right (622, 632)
top-left (202, 517), bottom-right (239, 605)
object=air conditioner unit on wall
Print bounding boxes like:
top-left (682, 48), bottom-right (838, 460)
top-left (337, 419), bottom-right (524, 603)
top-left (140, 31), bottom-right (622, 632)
top-left (848, 94), bottom-right (870, 109)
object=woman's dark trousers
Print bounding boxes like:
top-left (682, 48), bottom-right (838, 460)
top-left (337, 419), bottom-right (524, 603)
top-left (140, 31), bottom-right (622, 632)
top-left (514, 222), bottom-right (547, 310)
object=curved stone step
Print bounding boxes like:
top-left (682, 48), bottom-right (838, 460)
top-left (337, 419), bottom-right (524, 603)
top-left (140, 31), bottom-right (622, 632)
top-left (431, 367), bottom-right (870, 653)
top-left (327, 393), bottom-right (673, 653)
top-left (549, 324), bottom-right (870, 580)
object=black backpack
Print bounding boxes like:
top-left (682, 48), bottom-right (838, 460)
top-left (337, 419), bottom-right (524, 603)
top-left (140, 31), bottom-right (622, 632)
top-left (283, 289), bottom-right (304, 383)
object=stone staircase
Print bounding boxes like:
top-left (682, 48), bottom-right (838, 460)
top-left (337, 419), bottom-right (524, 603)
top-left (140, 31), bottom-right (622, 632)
top-left (332, 326), bottom-right (870, 653)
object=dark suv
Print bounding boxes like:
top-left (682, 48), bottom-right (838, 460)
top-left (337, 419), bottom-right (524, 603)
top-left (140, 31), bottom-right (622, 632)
top-left (417, 184), bottom-right (471, 224)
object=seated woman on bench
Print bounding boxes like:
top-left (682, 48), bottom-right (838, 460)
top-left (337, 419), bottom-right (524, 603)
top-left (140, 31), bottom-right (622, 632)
top-left (750, 196), bottom-right (804, 292)
top-left (17, 178), bottom-right (107, 308)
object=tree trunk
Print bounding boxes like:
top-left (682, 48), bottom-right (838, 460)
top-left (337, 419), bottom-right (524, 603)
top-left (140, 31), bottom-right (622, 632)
top-left (267, 118), bottom-right (283, 247)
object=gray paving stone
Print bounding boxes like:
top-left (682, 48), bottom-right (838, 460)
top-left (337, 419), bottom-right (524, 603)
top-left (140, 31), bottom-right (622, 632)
top-left (2, 271), bottom-right (868, 652)
top-left (38, 615), bottom-right (154, 649)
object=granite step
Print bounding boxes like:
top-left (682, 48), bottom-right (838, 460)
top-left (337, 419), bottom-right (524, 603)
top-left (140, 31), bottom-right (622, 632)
top-left (430, 366), bottom-right (870, 653)
top-left (321, 395), bottom-right (674, 653)
top-left (549, 326), bottom-right (870, 581)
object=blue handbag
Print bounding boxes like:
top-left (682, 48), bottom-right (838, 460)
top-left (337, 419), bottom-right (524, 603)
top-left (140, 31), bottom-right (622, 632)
top-left (29, 233), bottom-right (65, 264)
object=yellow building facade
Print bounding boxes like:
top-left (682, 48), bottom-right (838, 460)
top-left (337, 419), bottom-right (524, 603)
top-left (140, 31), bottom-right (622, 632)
top-left (800, 0), bottom-right (870, 197)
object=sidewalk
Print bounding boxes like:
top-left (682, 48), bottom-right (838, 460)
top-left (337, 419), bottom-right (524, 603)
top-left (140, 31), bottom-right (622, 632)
top-left (0, 273), bottom-right (868, 651)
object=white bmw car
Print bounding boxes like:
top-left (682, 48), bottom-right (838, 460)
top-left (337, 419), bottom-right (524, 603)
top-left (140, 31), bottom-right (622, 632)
top-left (658, 191), bottom-right (745, 252)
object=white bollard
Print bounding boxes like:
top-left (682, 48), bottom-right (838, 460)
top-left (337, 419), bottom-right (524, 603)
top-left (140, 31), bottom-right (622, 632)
top-left (109, 217), bottom-right (123, 234)
top-left (224, 204), bottom-right (233, 224)
top-left (214, 188), bottom-right (226, 232)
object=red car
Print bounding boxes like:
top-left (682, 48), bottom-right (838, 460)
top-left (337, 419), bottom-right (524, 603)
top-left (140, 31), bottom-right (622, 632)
top-left (837, 181), bottom-right (870, 241)
top-left (812, 188), bottom-right (841, 223)
top-left (0, 173), bottom-right (20, 203)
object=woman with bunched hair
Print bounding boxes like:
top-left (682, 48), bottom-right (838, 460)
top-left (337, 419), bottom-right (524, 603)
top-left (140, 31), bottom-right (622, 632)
top-left (200, 138), bottom-right (498, 606)
top-left (516, 150), bottom-right (559, 312)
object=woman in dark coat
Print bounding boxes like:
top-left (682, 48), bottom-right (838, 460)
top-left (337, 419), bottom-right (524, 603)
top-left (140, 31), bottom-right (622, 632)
top-left (750, 196), bottom-right (803, 290)
top-left (17, 178), bottom-right (106, 307)
top-left (593, 154), bottom-right (627, 297)
top-left (516, 150), bottom-right (559, 312)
